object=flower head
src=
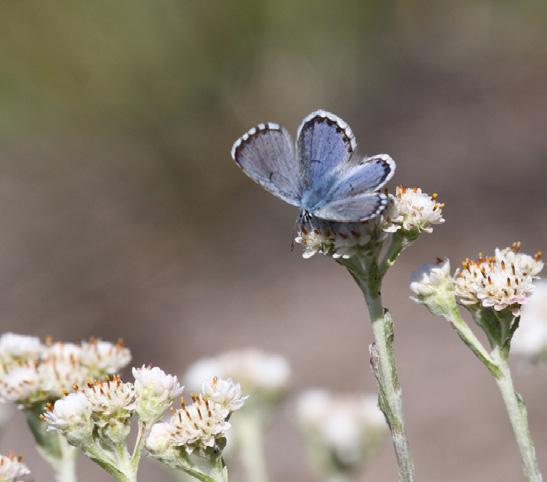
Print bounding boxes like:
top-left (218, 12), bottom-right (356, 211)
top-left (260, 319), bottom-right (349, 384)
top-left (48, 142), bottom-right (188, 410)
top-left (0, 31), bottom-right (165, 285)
top-left (43, 392), bottom-right (93, 444)
top-left (384, 186), bottom-right (444, 234)
top-left (0, 363), bottom-right (42, 404)
top-left (454, 243), bottom-right (543, 316)
top-left (410, 258), bottom-right (456, 317)
top-left (80, 339), bottom-right (132, 375)
top-left (185, 349), bottom-right (290, 404)
top-left (0, 334), bottom-right (43, 365)
top-left (297, 389), bottom-right (386, 474)
top-left (201, 377), bottom-right (247, 412)
top-left (0, 453), bottom-right (31, 482)
top-left (294, 215), bottom-right (385, 260)
top-left (511, 279), bottom-right (547, 360)
top-left (82, 376), bottom-right (136, 422)
top-left (133, 366), bottom-right (183, 423)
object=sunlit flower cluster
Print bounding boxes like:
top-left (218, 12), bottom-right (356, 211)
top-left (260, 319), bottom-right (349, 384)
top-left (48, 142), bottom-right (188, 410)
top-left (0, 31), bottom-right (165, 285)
top-left (294, 186), bottom-right (444, 259)
top-left (297, 389), bottom-right (386, 475)
top-left (185, 349), bottom-right (290, 403)
top-left (383, 186), bottom-right (444, 234)
top-left (511, 280), bottom-right (547, 360)
top-left (454, 243), bottom-right (543, 315)
top-left (146, 377), bottom-right (246, 460)
top-left (44, 366), bottom-right (181, 447)
top-left (0, 335), bottom-right (131, 407)
top-left (294, 215), bottom-right (385, 259)
top-left (410, 258), bottom-right (455, 317)
top-left (0, 453), bottom-right (31, 482)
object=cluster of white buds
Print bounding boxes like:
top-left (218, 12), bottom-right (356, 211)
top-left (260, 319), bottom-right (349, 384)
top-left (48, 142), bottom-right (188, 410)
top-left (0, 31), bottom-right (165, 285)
top-left (454, 243), bottom-right (543, 316)
top-left (184, 349), bottom-right (290, 406)
top-left (511, 280), bottom-right (547, 360)
top-left (146, 377), bottom-right (246, 465)
top-left (0, 452), bottom-right (31, 482)
top-left (44, 367), bottom-right (182, 447)
top-left (410, 258), bottom-right (456, 318)
top-left (297, 389), bottom-right (387, 477)
top-left (383, 186), bottom-right (445, 235)
top-left (295, 186), bottom-right (444, 259)
top-left (0, 334), bottom-right (131, 407)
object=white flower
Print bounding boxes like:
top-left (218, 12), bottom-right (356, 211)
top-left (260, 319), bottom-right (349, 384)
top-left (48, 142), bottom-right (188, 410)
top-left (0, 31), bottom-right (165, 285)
top-left (383, 186), bottom-right (444, 234)
top-left (297, 389), bottom-right (387, 471)
top-left (146, 422), bottom-right (174, 454)
top-left (44, 392), bottom-right (93, 444)
top-left (0, 334), bottom-right (43, 365)
top-left (511, 280), bottom-right (547, 359)
top-left (0, 364), bottom-right (42, 404)
top-left (454, 244), bottom-right (543, 315)
top-left (42, 342), bottom-right (83, 363)
top-left (410, 258), bottom-right (456, 317)
top-left (82, 376), bottom-right (135, 420)
top-left (185, 350), bottom-right (290, 401)
top-left (0, 453), bottom-right (31, 482)
top-left (132, 366), bottom-right (183, 423)
top-left (201, 377), bottom-right (247, 412)
top-left (169, 395), bottom-right (232, 453)
top-left (294, 215), bottom-right (385, 260)
top-left (37, 357), bottom-right (90, 399)
top-left (80, 339), bottom-right (132, 375)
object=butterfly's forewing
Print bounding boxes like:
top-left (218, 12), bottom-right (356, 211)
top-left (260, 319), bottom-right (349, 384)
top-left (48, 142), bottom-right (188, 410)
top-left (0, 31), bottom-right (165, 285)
top-left (231, 123), bottom-right (301, 206)
top-left (312, 192), bottom-right (389, 222)
top-left (296, 110), bottom-right (356, 190)
top-left (326, 154), bottom-right (396, 200)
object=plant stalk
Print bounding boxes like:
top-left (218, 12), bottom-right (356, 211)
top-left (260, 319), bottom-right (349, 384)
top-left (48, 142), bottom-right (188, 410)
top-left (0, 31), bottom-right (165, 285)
top-left (492, 347), bottom-right (543, 482)
top-left (344, 255), bottom-right (416, 482)
top-left (235, 412), bottom-right (268, 482)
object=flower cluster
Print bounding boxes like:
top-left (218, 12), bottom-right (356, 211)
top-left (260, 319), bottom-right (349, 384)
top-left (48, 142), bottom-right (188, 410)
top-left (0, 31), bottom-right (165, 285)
top-left (146, 377), bottom-right (246, 463)
top-left (383, 186), bottom-right (445, 234)
top-left (297, 389), bottom-right (386, 476)
top-left (0, 334), bottom-right (131, 407)
top-left (511, 280), bottom-right (547, 360)
top-left (0, 453), bottom-right (31, 482)
top-left (184, 349), bottom-right (290, 404)
top-left (410, 258), bottom-right (455, 317)
top-left (44, 366), bottom-right (182, 448)
top-left (454, 243), bottom-right (543, 316)
top-left (295, 186), bottom-right (444, 259)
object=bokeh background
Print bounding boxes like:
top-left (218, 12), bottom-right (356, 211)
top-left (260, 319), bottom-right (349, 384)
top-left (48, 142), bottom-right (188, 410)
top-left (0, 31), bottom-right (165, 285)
top-left (1, 1), bottom-right (546, 480)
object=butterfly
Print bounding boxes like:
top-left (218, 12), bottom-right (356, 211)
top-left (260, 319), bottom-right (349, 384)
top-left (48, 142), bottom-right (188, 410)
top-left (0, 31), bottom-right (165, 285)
top-left (231, 110), bottom-right (395, 223)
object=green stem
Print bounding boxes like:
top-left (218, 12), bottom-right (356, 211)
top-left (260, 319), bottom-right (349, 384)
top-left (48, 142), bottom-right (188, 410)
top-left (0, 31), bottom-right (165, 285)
top-left (491, 348), bottom-right (543, 482)
top-left (25, 407), bottom-right (78, 482)
top-left (131, 420), bottom-right (148, 471)
top-left (235, 412), bottom-right (268, 482)
top-left (448, 307), bottom-right (501, 377)
top-left (326, 474), bottom-right (353, 482)
top-left (344, 256), bottom-right (416, 482)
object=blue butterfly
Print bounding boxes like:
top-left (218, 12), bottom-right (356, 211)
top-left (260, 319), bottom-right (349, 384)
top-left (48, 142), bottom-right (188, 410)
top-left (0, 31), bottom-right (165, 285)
top-left (231, 110), bottom-right (395, 222)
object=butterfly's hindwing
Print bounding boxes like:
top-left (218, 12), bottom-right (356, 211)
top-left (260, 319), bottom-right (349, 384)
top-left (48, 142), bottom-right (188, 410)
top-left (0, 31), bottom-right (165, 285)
top-left (326, 154), bottom-right (396, 201)
top-left (312, 192), bottom-right (389, 223)
top-left (231, 123), bottom-right (301, 206)
top-left (296, 110), bottom-right (356, 191)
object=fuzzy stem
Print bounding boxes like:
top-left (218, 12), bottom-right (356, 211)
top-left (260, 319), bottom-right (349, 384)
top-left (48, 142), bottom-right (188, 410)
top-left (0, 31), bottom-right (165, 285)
top-left (25, 406), bottom-right (78, 482)
top-left (491, 347), bottom-right (543, 482)
top-left (235, 412), bottom-right (268, 482)
top-left (344, 256), bottom-right (416, 482)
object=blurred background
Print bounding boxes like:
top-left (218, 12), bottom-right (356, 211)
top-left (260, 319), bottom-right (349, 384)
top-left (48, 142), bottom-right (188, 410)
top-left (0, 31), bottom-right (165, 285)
top-left (0, 0), bottom-right (546, 480)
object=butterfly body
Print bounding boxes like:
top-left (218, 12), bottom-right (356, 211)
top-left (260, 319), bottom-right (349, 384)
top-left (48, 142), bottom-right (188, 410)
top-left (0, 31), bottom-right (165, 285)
top-left (231, 110), bottom-right (395, 223)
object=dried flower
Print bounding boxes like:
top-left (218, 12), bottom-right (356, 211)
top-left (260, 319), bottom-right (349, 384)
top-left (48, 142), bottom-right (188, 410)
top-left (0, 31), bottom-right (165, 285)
top-left (454, 243), bottom-right (543, 316)
top-left (384, 186), bottom-right (444, 234)
top-left (0, 453), bottom-right (31, 482)
top-left (410, 258), bottom-right (456, 317)
top-left (133, 366), bottom-right (183, 424)
top-left (511, 280), bottom-right (547, 359)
